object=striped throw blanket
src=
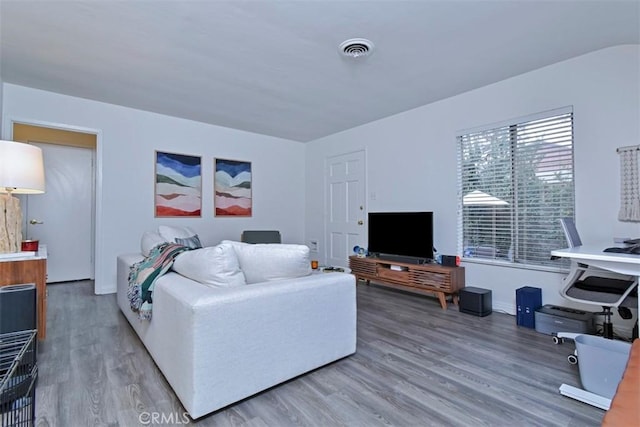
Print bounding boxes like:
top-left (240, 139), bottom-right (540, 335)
top-left (128, 242), bottom-right (190, 320)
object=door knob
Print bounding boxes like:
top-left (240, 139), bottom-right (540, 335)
top-left (358, 220), bottom-right (364, 225)
top-left (29, 219), bottom-right (44, 225)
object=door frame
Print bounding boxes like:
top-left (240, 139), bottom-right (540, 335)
top-left (323, 149), bottom-right (367, 266)
top-left (6, 117), bottom-right (103, 288)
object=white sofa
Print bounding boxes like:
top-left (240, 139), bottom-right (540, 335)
top-left (116, 247), bottom-right (356, 419)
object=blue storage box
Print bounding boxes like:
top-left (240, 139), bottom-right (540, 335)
top-left (516, 286), bottom-right (542, 328)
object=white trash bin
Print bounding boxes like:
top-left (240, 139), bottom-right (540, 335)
top-left (575, 334), bottom-right (631, 399)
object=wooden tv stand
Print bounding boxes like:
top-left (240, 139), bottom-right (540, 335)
top-left (349, 255), bottom-right (465, 309)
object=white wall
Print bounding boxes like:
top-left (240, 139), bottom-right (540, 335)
top-left (2, 84), bottom-right (306, 294)
top-left (0, 75), bottom-right (3, 134)
top-left (2, 45), bottom-right (638, 329)
top-left (306, 45), bottom-right (640, 327)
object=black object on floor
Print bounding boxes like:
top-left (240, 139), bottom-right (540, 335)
top-left (459, 286), bottom-right (492, 317)
top-left (0, 284), bottom-right (36, 334)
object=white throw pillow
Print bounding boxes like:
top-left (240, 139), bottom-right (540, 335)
top-left (158, 225), bottom-right (199, 244)
top-left (231, 243), bottom-right (311, 284)
top-left (172, 243), bottom-right (246, 287)
top-left (141, 231), bottom-right (167, 256)
top-left (158, 225), bottom-right (202, 249)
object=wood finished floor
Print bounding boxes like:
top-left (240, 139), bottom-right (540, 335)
top-left (35, 280), bottom-right (604, 427)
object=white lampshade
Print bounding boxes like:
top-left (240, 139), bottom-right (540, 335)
top-left (0, 140), bottom-right (45, 194)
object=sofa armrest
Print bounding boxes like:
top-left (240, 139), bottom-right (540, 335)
top-left (602, 339), bottom-right (640, 426)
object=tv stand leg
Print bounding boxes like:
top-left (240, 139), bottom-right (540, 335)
top-left (452, 294), bottom-right (459, 306)
top-left (436, 292), bottom-right (447, 310)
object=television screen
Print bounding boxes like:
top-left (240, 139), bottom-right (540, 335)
top-left (368, 211), bottom-right (434, 261)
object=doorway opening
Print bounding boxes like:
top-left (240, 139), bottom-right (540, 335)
top-left (12, 122), bottom-right (97, 284)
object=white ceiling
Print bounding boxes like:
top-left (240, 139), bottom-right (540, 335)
top-left (1, 1), bottom-right (638, 142)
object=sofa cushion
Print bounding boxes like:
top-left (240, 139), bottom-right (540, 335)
top-left (223, 241), bottom-right (311, 284)
top-left (172, 243), bottom-right (246, 287)
top-left (141, 231), bottom-right (168, 257)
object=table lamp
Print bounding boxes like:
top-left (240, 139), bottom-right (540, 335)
top-left (0, 140), bottom-right (45, 253)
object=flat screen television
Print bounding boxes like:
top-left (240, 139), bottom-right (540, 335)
top-left (367, 211), bottom-right (434, 263)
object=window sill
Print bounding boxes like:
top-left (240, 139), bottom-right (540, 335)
top-left (461, 256), bottom-right (569, 274)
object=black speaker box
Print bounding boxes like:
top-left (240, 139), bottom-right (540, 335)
top-left (459, 286), bottom-right (492, 317)
top-left (440, 255), bottom-right (458, 267)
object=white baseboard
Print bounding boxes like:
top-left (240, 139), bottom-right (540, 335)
top-left (492, 301), bottom-right (516, 315)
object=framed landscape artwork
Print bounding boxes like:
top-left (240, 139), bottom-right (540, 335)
top-left (214, 158), bottom-right (252, 216)
top-left (155, 151), bottom-right (202, 217)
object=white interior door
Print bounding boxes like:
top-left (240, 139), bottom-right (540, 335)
top-left (25, 143), bottom-right (94, 283)
top-left (325, 150), bottom-right (366, 267)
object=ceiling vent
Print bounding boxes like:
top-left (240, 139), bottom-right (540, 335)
top-left (339, 38), bottom-right (374, 58)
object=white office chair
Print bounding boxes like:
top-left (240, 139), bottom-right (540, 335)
top-left (558, 218), bottom-right (638, 339)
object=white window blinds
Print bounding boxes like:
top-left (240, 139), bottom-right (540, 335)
top-left (457, 107), bottom-right (574, 267)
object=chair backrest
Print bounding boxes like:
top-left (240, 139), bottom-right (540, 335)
top-left (559, 217), bottom-right (582, 248)
top-left (241, 230), bottom-right (281, 244)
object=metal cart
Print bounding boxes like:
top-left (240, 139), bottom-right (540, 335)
top-left (0, 330), bottom-right (37, 427)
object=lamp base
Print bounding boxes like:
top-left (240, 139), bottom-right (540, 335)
top-left (0, 193), bottom-right (23, 254)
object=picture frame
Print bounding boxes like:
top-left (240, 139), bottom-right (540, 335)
top-left (155, 151), bottom-right (202, 217)
top-left (214, 158), bottom-right (252, 217)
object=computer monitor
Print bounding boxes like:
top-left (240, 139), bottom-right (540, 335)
top-left (559, 217), bottom-right (582, 248)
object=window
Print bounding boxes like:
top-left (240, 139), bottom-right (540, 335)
top-left (457, 107), bottom-right (574, 267)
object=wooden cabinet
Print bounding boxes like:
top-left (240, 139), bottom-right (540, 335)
top-left (349, 255), bottom-right (464, 309)
top-left (0, 255), bottom-right (47, 340)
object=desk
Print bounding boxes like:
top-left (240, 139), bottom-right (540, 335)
top-left (550, 244), bottom-right (640, 328)
top-left (0, 248), bottom-right (47, 341)
top-left (551, 245), bottom-right (638, 410)
top-left (551, 245), bottom-right (640, 276)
